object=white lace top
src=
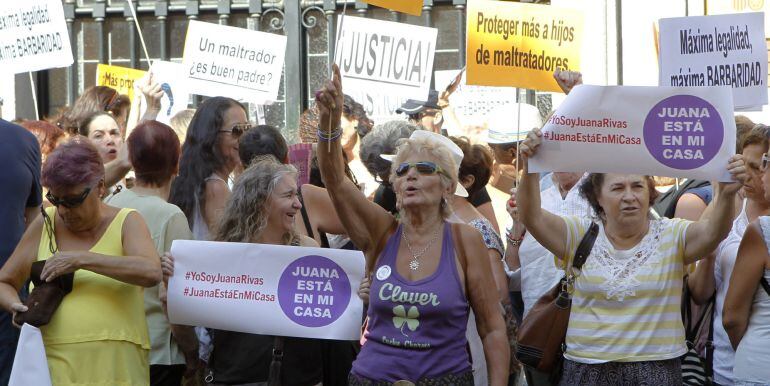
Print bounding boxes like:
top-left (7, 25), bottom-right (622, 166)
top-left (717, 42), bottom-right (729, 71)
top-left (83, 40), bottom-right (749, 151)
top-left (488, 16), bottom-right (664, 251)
top-left (561, 216), bottom-right (691, 364)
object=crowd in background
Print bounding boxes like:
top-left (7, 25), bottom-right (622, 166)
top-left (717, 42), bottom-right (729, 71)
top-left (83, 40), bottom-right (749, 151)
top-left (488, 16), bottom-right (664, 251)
top-left (0, 64), bottom-right (767, 386)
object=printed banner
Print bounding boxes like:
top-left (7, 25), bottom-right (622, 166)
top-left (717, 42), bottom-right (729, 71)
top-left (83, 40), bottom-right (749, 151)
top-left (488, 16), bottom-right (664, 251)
top-left (658, 12), bottom-right (768, 110)
top-left (528, 85), bottom-right (737, 182)
top-left (434, 69), bottom-right (518, 127)
top-left (96, 64), bottom-right (147, 103)
top-left (466, 0), bottom-right (583, 92)
top-left (363, 0), bottom-right (422, 16)
top-left (146, 61), bottom-right (191, 125)
top-left (167, 240), bottom-right (365, 340)
top-left (0, 0), bottom-right (73, 74)
top-left (334, 15), bottom-right (437, 104)
top-left (183, 20), bottom-right (286, 103)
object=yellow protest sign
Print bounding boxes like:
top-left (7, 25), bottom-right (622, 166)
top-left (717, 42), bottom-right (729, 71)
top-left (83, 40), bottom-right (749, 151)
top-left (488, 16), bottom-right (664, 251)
top-left (96, 63), bottom-right (147, 102)
top-left (466, 0), bottom-right (583, 92)
top-left (363, 0), bottom-right (422, 16)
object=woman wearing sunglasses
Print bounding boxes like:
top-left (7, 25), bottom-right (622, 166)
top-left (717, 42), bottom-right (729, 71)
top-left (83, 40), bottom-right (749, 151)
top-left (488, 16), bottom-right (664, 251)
top-left (168, 96), bottom-right (250, 365)
top-left (0, 138), bottom-right (161, 384)
top-left (315, 66), bottom-right (509, 386)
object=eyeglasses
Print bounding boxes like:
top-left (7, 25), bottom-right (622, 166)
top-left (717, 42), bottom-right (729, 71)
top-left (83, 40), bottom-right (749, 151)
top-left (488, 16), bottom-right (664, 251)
top-left (762, 153), bottom-right (769, 171)
top-left (41, 207), bottom-right (57, 255)
top-left (395, 162), bottom-right (447, 178)
top-left (46, 185), bottom-right (94, 208)
top-left (219, 123), bottom-right (252, 138)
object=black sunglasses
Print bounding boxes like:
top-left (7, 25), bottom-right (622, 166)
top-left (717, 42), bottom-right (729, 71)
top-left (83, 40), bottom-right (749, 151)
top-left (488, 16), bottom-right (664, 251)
top-left (219, 123), bottom-right (252, 138)
top-left (395, 162), bottom-right (447, 178)
top-left (46, 185), bottom-right (93, 208)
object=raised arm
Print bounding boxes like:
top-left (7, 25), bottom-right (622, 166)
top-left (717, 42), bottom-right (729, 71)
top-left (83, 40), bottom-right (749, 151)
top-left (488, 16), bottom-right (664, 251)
top-left (683, 156), bottom-right (745, 265)
top-left (723, 221), bottom-right (768, 349)
top-left (518, 129), bottom-right (569, 260)
top-left (460, 226), bottom-right (509, 386)
top-left (315, 65), bottom-right (394, 262)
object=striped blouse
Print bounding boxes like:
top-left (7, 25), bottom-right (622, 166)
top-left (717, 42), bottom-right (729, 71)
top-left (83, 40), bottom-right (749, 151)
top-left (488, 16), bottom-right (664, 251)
top-left (560, 216), bottom-right (691, 363)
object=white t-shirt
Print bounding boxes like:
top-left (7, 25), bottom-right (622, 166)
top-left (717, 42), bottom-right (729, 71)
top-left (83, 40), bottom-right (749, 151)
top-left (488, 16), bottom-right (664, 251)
top-left (711, 201), bottom-right (748, 386)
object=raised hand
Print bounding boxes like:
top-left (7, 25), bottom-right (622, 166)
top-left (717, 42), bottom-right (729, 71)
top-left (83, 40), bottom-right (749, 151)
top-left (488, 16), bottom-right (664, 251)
top-left (554, 69), bottom-right (582, 95)
top-left (315, 64), bottom-right (344, 134)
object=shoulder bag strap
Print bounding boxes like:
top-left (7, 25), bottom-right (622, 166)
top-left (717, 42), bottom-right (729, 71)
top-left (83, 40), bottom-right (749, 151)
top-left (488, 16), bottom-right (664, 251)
top-left (706, 292), bottom-right (716, 378)
top-left (268, 336), bottom-right (284, 386)
top-left (761, 276), bottom-right (770, 296)
top-left (572, 222), bottom-right (599, 270)
top-left (297, 190), bottom-right (315, 240)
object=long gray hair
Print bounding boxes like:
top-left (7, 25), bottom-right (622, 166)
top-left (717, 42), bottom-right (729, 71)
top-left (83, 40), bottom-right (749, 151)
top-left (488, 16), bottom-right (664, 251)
top-left (214, 156), bottom-right (298, 244)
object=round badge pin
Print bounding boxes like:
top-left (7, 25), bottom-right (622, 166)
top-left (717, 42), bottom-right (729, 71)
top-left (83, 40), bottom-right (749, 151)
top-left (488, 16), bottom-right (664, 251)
top-left (376, 265), bottom-right (392, 281)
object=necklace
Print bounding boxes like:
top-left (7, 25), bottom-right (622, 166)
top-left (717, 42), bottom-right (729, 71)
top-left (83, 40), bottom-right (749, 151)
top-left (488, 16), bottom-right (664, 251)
top-left (402, 225), bottom-right (441, 271)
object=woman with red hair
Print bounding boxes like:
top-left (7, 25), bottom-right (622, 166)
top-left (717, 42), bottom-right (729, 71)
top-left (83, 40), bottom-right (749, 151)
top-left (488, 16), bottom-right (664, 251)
top-left (20, 120), bottom-right (65, 160)
top-left (0, 138), bottom-right (161, 384)
top-left (107, 121), bottom-right (200, 384)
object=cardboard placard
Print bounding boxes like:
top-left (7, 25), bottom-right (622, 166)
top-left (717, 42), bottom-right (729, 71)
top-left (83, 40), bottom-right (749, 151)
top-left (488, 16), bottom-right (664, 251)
top-left (0, 0), bottom-right (73, 74)
top-left (658, 12), bottom-right (768, 110)
top-left (465, 0), bottom-right (583, 92)
top-left (182, 20), bottom-right (287, 103)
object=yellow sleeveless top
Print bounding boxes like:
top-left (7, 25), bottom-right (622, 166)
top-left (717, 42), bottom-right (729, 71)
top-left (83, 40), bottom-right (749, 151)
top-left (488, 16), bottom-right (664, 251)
top-left (37, 207), bottom-right (150, 349)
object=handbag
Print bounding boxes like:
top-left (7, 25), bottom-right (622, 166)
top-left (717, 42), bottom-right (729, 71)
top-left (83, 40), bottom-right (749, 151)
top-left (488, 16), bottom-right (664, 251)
top-left (515, 222), bottom-right (598, 374)
top-left (681, 276), bottom-right (715, 386)
top-left (13, 260), bottom-right (74, 327)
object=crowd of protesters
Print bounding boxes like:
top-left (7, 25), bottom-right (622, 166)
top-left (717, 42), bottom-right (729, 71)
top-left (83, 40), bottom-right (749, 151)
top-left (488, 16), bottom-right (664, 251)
top-left (0, 60), bottom-right (769, 386)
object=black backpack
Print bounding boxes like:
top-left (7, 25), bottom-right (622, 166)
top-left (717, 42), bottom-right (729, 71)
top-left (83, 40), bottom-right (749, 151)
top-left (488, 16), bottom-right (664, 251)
top-left (651, 179), bottom-right (710, 218)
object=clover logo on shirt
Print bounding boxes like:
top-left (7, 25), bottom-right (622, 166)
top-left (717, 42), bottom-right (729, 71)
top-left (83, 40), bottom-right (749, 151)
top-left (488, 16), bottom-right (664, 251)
top-left (392, 305), bottom-right (420, 336)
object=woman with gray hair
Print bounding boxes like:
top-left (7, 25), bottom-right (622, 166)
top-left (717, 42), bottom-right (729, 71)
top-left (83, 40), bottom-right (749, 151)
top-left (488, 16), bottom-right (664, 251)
top-left (360, 120), bottom-right (417, 214)
top-left (316, 66), bottom-right (508, 385)
top-left (162, 157), bottom-right (323, 385)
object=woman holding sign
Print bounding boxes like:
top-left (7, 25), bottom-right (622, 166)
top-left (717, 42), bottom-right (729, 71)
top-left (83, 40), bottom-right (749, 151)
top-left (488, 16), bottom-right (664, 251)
top-left (163, 157), bottom-right (324, 385)
top-left (516, 128), bottom-right (746, 385)
top-left (315, 65), bottom-right (509, 386)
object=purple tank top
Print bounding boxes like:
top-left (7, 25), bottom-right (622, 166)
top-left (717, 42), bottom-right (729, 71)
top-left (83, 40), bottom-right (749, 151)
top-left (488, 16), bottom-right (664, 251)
top-left (351, 222), bottom-right (471, 382)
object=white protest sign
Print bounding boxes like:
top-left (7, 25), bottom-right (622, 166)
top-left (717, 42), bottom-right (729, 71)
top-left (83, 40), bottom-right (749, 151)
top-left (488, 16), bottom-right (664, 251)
top-left (434, 70), bottom-right (519, 127)
top-left (334, 15), bottom-right (437, 105)
top-left (146, 61), bottom-right (191, 125)
top-left (183, 20), bottom-right (286, 103)
top-left (168, 240), bottom-right (365, 340)
top-left (528, 85), bottom-right (736, 181)
top-left (659, 13), bottom-right (767, 111)
top-left (0, 0), bottom-right (73, 74)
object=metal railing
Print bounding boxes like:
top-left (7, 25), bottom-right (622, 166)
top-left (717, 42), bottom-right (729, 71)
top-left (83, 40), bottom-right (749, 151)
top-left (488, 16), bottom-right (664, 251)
top-left (45, 0), bottom-right (468, 142)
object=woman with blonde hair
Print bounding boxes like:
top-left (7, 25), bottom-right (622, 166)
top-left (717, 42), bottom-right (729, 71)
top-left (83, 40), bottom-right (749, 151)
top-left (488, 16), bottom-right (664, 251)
top-left (315, 66), bottom-right (508, 385)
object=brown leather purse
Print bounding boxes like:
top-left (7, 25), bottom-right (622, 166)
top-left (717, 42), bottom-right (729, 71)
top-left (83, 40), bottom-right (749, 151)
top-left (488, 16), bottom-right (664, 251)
top-left (14, 260), bottom-right (74, 327)
top-left (515, 222), bottom-right (598, 374)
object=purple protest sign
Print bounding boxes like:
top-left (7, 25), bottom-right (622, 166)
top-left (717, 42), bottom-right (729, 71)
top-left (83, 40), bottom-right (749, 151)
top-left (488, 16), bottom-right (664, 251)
top-left (643, 95), bottom-right (723, 170)
top-left (278, 255), bottom-right (351, 328)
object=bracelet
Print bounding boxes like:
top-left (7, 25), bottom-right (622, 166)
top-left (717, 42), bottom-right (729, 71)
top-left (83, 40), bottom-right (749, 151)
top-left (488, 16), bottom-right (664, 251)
top-left (506, 230), bottom-right (525, 246)
top-left (317, 128), bottom-right (342, 142)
